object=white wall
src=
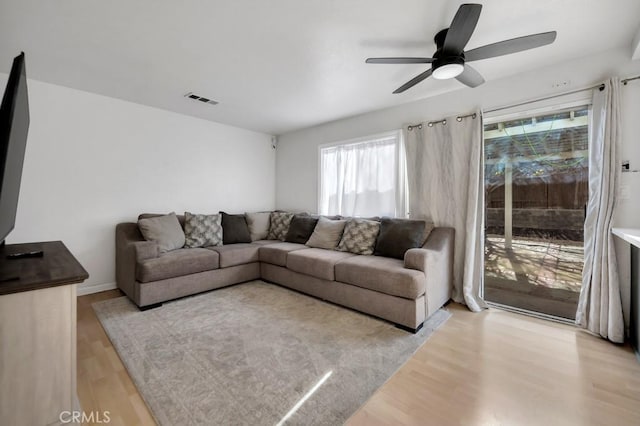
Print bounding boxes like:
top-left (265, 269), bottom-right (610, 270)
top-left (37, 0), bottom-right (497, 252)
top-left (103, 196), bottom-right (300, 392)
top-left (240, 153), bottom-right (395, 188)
top-left (0, 76), bottom-right (276, 294)
top-left (275, 46), bottom-right (640, 326)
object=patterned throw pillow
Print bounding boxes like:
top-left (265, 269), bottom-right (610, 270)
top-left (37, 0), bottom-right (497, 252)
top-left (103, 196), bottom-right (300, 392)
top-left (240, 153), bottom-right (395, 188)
top-left (183, 212), bottom-right (223, 248)
top-left (336, 218), bottom-right (381, 255)
top-left (267, 211), bottom-right (294, 241)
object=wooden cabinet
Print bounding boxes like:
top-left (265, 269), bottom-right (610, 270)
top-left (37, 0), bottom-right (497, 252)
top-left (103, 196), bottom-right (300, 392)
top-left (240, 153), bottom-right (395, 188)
top-left (0, 241), bottom-right (88, 426)
top-left (612, 228), bottom-right (640, 362)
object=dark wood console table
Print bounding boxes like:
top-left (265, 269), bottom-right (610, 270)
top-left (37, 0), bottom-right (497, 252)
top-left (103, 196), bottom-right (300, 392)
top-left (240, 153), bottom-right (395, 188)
top-left (0, 241), bottom-right (88, 425)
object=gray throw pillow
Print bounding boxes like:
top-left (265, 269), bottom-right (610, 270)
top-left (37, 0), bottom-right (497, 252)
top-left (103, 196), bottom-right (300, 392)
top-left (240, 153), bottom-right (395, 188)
top-left (221, 212), bottom-right (252, 244)
top-left (423, 222), bottom-right (435, 245)
top-left (306, 217), bottom-right (347, 249)
top-left (285, 215), bottom-right (319, 244)
top-left (138, 212), bottom-right (185, 253)
top-left (184, 212), bottom-right (223, 248)
top-left (336, 218), bottom-right (380, 255)
top-left (267, 211), bottom-right (294, 241)
top-left (373, 218), bottom-right (426, 259)
top-left (245, 211), bottom-right (271, 241)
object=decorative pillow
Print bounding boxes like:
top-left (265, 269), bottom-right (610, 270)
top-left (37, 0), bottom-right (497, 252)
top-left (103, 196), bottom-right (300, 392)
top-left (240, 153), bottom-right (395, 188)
top-left (306, 217), bottom-right (347, 249)
top-left (137, 212), bottom-right (185, 253)
top-left (336, 218), bottom-right (381, 255)
top-left (285, 215), bottom-right (319, 244)
top-left (139, 213), bottom-right (185, 229)
top-left (267, 211), bottom-right (294, 241)
top-left (220, 212), bottom-right (252, 244)
top-left (245, 211), bottom-right (271, 241)
top-left (183, 212), bottom-right (223, 248)
top-left (374, 218), bottom-right (427, 259)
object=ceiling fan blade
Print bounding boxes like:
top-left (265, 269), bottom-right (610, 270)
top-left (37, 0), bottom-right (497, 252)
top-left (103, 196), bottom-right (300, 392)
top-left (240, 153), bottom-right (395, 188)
top-left (456, 64), bottom-right (485, 88)
top-left (465, 31), bottom-right (557, 62)
top-left (443, 3), bottom-right (483, 53)
top-left (366, 57), bottom-right (435, 64)
top-left (393, 69), bottom-right (433, 94)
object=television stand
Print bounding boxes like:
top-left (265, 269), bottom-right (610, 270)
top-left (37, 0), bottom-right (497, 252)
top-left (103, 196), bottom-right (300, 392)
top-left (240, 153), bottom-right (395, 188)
top-left (0, 241), bottom-right (89, 425)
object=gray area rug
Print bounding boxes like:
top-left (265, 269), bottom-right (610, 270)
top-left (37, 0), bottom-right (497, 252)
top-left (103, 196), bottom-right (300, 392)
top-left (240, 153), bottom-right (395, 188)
top-left (93, 281), bottom-right (450, 425)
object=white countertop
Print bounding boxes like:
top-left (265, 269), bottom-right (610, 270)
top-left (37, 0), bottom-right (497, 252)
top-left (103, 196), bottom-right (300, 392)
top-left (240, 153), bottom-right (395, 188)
top-left (612, 228), bottom-right (640, 247)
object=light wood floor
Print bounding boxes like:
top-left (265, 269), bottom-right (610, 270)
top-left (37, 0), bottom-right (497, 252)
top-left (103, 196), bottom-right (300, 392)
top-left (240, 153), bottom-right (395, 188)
top-left (77, 290), bottom-right (640, 426)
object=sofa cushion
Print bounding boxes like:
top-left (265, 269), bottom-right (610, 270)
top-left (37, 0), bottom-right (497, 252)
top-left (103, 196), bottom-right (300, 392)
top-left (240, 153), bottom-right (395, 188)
top-left (221, 212), bottom-right (252, 244)
top-left (336, 218), bottom-right (380, 255)
top-left (287, 248), bottom-right (356, 281)
top-left (136, 248), bottom-right (219, 283)
top-left (207, 243), bottom-right (260, 268)
top-left (335, 255), bottom-right (425, 299)
top-left (184, 212), bottom-right (223, 248)
top-left (137, 212), bottom-right (185, 253)
top-left (245, 211), bottom-right (271, 241)
top-left (373, 218), bottom-right (426, 259)
top-left (259, 242), bottom-right (309, 266)
top-left (285, 215), bottom-right (319, 244)
top-left (305, 217), bottom-right (346, 249)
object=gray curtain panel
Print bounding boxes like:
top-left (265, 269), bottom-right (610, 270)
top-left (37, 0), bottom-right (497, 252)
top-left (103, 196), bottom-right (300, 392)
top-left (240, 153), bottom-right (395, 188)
top-left (405, 111), bottom-right (487, 311)
top-left (576, 78), bottom-right (624, 343)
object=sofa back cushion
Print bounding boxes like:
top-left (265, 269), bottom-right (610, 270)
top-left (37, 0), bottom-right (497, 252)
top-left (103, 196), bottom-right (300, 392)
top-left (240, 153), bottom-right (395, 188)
top-left (245, 211), bottom-right (271, 241)
top-left (373, 218), bottom-right (427, 259)
top-left (220, 212), bottom-right (252, 244)
top-left (183, 212), bottom-right (223, 248)
top-left (336, 218), bottom-right (380, 255)
top-left (138, 212), bottom-right (185, 253)
top-left (267, 211), bottom-right (294, 241)
top-left (285, 215), bottom-right (319, 244)
top-left (305, 217), bottom-right (347, 249)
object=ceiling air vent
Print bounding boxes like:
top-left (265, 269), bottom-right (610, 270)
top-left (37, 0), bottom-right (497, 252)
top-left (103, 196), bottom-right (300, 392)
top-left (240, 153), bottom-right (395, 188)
top-left (184, 92), bottom-right (219, 105)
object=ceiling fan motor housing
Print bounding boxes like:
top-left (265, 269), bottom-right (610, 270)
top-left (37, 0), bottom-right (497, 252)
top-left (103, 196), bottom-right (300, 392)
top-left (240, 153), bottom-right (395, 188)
top-left (432, 28), bottom-right (465, 78)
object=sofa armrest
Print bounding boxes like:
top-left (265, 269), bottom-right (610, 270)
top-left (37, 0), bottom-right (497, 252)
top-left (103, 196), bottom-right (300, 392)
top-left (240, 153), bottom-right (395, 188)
top-left (116, 222), bottom-right (158, 305)
top-left (404, 227), bottom-right (455, 318)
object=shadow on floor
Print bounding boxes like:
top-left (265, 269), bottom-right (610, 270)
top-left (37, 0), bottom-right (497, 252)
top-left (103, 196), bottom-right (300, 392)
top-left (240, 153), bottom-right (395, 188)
top-left (484, 236), bottom-right (582, 320)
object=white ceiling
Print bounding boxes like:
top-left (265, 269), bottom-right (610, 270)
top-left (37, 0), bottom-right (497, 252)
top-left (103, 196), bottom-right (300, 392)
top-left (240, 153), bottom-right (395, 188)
top-left (1, 0), bottom-right (639, 135)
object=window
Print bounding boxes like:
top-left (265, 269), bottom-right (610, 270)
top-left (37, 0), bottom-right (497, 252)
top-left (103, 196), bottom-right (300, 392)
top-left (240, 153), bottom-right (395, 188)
top-left (319, 130), bottom-right (406, 217)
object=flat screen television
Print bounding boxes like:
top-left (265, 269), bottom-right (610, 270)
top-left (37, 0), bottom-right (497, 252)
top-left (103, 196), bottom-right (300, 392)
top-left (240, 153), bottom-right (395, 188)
top-left (0, 52), bottom-right (29, 246)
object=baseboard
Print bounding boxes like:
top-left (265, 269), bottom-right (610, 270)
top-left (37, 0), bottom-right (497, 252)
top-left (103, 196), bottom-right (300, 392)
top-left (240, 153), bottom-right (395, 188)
top-left (77, 281), bottom-right (117, 296)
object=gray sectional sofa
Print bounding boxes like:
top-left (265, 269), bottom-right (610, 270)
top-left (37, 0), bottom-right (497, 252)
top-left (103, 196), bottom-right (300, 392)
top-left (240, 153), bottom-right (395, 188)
top-left (116, 214), bottom-right (454, 332)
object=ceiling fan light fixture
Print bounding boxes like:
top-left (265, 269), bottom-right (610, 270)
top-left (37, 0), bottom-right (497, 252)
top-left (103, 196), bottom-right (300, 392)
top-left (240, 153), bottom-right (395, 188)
top-left (432, 63), bottom-right (464, 80)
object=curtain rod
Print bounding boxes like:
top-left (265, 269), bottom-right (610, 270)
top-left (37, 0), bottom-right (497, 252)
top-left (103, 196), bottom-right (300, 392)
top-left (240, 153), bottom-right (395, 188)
top-left (407, 75), bottom-right (638, 129)
top-left (622, 75), bottom-right (640, 85)
top-left (484, 82), bottom-right (605, 114)
top-left (485, 75), bottom-right (638, 115)
top-left (407, 112), bottom-right (477, 131)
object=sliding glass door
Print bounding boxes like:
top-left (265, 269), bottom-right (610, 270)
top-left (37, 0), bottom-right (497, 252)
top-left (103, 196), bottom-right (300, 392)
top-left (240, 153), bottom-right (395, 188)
top-left (483, 106), bottom-right (588, 320)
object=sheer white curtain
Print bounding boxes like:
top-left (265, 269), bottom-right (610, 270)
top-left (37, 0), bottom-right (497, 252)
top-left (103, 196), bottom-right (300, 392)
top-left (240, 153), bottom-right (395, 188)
top-left (576, 78), bottom-right (624, 343)
top-left (405, 112), bottom-right (487, 311)
top-left (319, 131), bottom-right (407, 217)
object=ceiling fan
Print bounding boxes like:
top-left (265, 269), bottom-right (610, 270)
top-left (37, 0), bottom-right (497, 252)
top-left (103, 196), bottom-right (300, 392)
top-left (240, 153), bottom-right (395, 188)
top-left (366, 3), bottom-right (557, 93)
